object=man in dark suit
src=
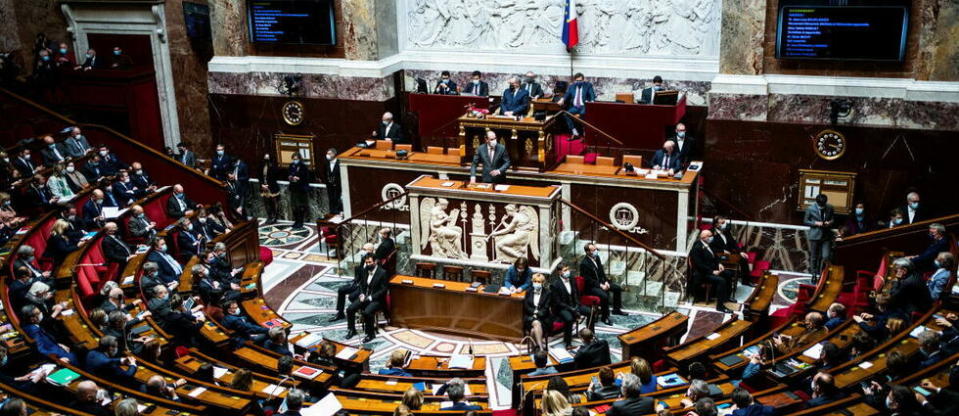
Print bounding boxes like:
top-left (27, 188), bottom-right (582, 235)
top-left (176, 219), bottom-right (205, 260)
top-left (639, 75), bottom-right (665, 104)
top-left (323, 148), bottom-right (342, 216)
top-left (77, 49), bottom-right (102, 71)
top-left (287, 152), bottom-right (311, 229)
top-left (500, 77), bottom-right (531, 117)
top-left (523, 71), bottom-right (545, 99)
top-left (550, 264), bottom-right (590, 347)
top-left (469, 131), bottom-right (511, 184)
top-left (574, 328), bottom-right (611, 369)
top-left (21, 304), bottom-right (76, 363)
top-left (129, 162), bottom-right (156, 195)
top-left (12, 148), bottom-right (37, 177)
top-left (146, 239), bottom-right (183, 286)
top-left (329, 262), bottom-right (364, 323)
top-left (439, 382), bottom-right (482, 411)
top-left (580, 243), bottom-right (627, 325)
top-left (209, 144), bottom-right (232, 180)
top-left (225, 173), bottom-right (245, 219)
top-left (672, 123), bottom-right (695, 166)
top-left (63, 127), bottom-right (92, 158)
top-left (558, 73), bottom-right (596, 138)
top-left (166, 184), bottom-right (196, 220)
top-left (85, 335), bottom-right (137, 381)
top-left (112, 171), bottom-right (139, 207)
top-left (804, 194), bottom-right (835, 277)
top-left (710, 215), bottom-right (753, 285)
top-left (462, 70), bottom-right (489, 96)
top-left (175, 142), bottom-right (196, 169)
top-left (372, 112), bottom-right (405, 143)
top-left (888, 257), bottom-right (932, 316)
top-left (374, 228), bottom-right (395, 260)
top-left (908, 222), bottom-right (949, 271)
top-left (127, 204), bottom-right (156, 240)
top-left (82, 156), bottom-right (104, 183)
top-left (25, 176), bottom-right (57, 210)
top-left (650, 140), bottom-right (681, 173)
top-left (221, 299), bottom-right (268, 347)
top-left (39, 135), bottom-right (68, 166)
top-left (282, 390), bottom-right (307, 416)
top-left (346, 255), bottom-right (388, 343)
top-left (433, 70), bottom-right (458, 95)
top-left (97, 146), bottom-right (127, 176)
top-left (606, 373), bottom-right (654, 416)
top-left (80, 189), bottom-right (106, 229)
top-left (690, 229), bottom-right (735, 313)
top-left (902, 191), bottom-right (928, 224)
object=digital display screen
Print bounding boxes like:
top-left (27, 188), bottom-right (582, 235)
top-left (776, 6), bottom-right (908, 61)
top-left (247, 0), bottom-right (336, 45)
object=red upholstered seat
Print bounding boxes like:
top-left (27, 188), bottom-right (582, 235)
top-left (145, 192), bottom-right (173, 228)
top-left (575, 275), bottom-right (601, 306)
top-left (259, 247), bottom-right (273, 265)
top-left (583, 152), bottom-right (598, 164)
top-left (73, 192), bottom-right (92, 219)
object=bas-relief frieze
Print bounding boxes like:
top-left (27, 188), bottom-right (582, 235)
top-left (404, 0), bottom-right (721, 58)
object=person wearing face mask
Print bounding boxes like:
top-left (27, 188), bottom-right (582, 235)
top-left (97, 145), bottom-right (127, 176)
top-left (901, 191), bottom-right (927, 225)
top-left (127, 204), bottom-right (156, 240)
top-left (927, 252), bottom-right (954, 301)
top-left (259, 152), bottom-right (281, 224)
top-left (550, 264), bottom-right (590, 347)
top-left (221, 299), bottom-right (269, 348)
top-left (323, 148), bottom-right (342, 216)
top-left (689, 229), bottom-right (735, 313)
top-left (46, 163), bottom-right (75, 200)
top-left (557, 72), bottom-right (595, 139)
top-left (129, 161), bottom-right (157, 194)
top-left (13, 148), bottom-right (37, 177)
top-left (176, 217), bottom-right (205, 261)
top-left (225, 170), bottom-right (246, 219)
top-left (54, 42), bottom-right (75, 67)
top-left (62, 161), bottom-right (89, 192)
top-left (433, 70), bottom-right (459, 95)
top-left (162, 293), bottom-right (205, 346)
top-left (208, 143), bottom-right (232, 180)
top-left (469, 130), bottom-right (510, 184)
top-left (639, 75), bottom-right (665, 105)
top-left (76, 48), bottom-right (100, 71)
top-left (85, 335), bottom-right (137, 381)
top-left (26, 174), bottom-right (59, 210)
top-left (146, 282), bottom-right (173, 316)
top-left (288, 152), bottom-right (312, 229)
top-left (907, 223), bottom-right (949, 272)
top-left (166, 184), bottom-right (196, 219)
top-left (650, 140), bottom-right (681, 174)
top-left (63, 127), bottom-right (92, 158)
top-left (500, 76), bottom-right (531, 117)
top-left (842, 202), bottom-right (872, 237)
top-left (709, 215), bottom-right (752, 285)
top-left (862, 383), bottom-right (921, 416)
top-left (372, 112), bottom-right (405, 143)
top-left (81, 154), bottom-right (104, 183)
top-left (31, 49), bottom-right (57, 90)
top-left (39, 135), bottom-right (67, 166)
top-left (580, 243), bottom-right (627, 325)
top-left (671, 123), bottom-right (695, 166)
top-left (463, 70), bottom-right (489, 97)
top-left (329, 247), bottom-right (370, 323)
top-left (374, 228), bottom-right (395, 260)
top-left (175, 142), bottom-right (197, 168)
top-left (20, 304), bottom-right (76, 363)
top-left (346, 255), bottom-right (388, 342)
top-left (112, 170), bottom-right (139, 207)
top-left (146, 238), bottom-right (184, 284)
top-left (522, 71), bottom-right (545, 100)
top-left (887, 257), bottom-right (932, 316)
top-left (523, 273), bottom-right (552, 352)
top-left (804, 194), bottom-right (835, 278)
top-left (109, 46), bottom-right (133, 69)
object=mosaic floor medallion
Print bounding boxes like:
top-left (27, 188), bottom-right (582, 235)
top-left (259, 223), bottom-right (313, 247)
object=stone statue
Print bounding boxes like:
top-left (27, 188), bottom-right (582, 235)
top-left (420, 198), bottom-right (466, 259)
top-left (490, 204), bottom-right (539, 264)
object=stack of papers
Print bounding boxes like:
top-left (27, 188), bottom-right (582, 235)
top-left (448, 354), bottom-right (474, 369)
top-left (802, 343), bottom-right (824, 359)
top-left (261, 384), bottom-right (287, 396)
top-left (302, 394), bottom-right (342, 416)
top-left (212, 366), bottom-right (229, 379)
top-left (705, 333), bottom-right (721, 340)
top-left (294, 333), bottom-right (323, 349)
top-left (188, 387), bottom-right (207, 398)
top-left (550, 347), bottom-right (574, 364)
top-left (335, 346), bottom-right (359, 360)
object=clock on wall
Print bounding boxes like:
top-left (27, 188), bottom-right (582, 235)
top-left (813, 129), bottom-right (846, 161)
top-left (281, 100), bottom-right (304, 126)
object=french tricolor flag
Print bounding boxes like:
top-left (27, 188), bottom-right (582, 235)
top-left (562, 0), bottom-right (579, 51)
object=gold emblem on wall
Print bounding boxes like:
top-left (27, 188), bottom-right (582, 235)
top-left (524, 138), bottom-right (533, 156)
top-left (281, 100), bottom-right (304, 126)
top-left (472, 135), bottom-right (480, 149)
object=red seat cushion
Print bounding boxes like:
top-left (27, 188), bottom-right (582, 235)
top-left (583, 152), bottom-right (598, 164)
top-left (580, 295), bottom-right (601, 306)
top-left (259, 247), bottom-right (273, 265)
top-left (551, 321), bottom-right (566, 332)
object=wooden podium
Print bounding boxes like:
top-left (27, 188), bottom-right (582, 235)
top-left (457, 113), bottom-right (560, 172)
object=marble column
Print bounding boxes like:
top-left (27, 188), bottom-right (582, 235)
top-left (0, 0), bottom-right (21, 53)
top-left (916, 0), bottom-right (959, 82)
top-left (718, 0), bottom-right (766, 75)
top-left (165, 0), bottom-right (213, 151)
top-left (209, 0), bottom-right (246, 57)
top-left (341, 0), bottom-right (381, 60)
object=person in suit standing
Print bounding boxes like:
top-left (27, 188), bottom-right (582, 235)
top-left (75, 49), bottom-right (101, 71)
top-left (372, 112), bottom-right (404, 143)
top-left (322, 148), bottom-right (342, 217)
top-left (574, 328), bottom-right (611, 369)
top-left (469, 131), bottom-right (510, 184)
top-left (374, 228), bottom-right (394, 260)
top-left (209, 144), bottom-right (232, 180)
top-left (524, 273), bottom-right (552, 352)
top-left (433, 70), bottom-right (458, 95)
top-left (225, 171), bottom-right (245, 219)
top-left (175, 142), bottom-right (196, 169)
top-left (558, 73), bottom-right (596, 139)
top-left (166, 184), bottom-right (196, 220)
top-left (63, 127), bottom-right (92, 158)
top-left (462, 70), bottom-right (489, 96)
top-left (690, 229), bottom-right (735, 313)
top-left (672, 123), bottom-right (695, 166)
top-left (258, 153), bottom-right (281, 224)
top-left (12, 148), bottom-right (37, 177)
top-left (650, 140), bottom-right (681, 174)
top-left (109, 47), bottom-right (133, 69)
top-left (580, 243), bottom-right (627, 325)
top-left (288, 152), bottom-right (311, 229)
top-left (39, 135), bottom-right (68, 166)
top-left (902, 191), bottom-right (928, 224)
top-left (550, 264), bottom-right (590, 347)
top-left (639, 75), bottom-right (665, 104)
top-left (606, 374), bottom-right (654, 416)
top-left (804, 194), bottom-right (835, 278)
top-left (346, 255), bottom-right (388, 343)
top-left (500, 77), bottom-right (531, 117)
top-left (523, 71), bottom-right (545, 99)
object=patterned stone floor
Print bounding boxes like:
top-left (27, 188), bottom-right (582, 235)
top-left (257, 220), bottom-right (801, 409)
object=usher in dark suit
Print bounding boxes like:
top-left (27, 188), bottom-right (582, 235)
top-left (550, 276), bottom-right (590, 345)
top-left (347, 265), bottom-right (388, 339)
top-left (469, 142), bottom-right (510, 184)
top-left (579, 254), bottom-right (623, 319)
top-left (689, 239), bottom-right (733, 310)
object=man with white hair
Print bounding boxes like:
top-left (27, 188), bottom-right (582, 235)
top-left (902, 191), bottom-right (927, 224)
top-left (500, 76), bottom-right (530, 117)
top-left (608, 373), bottom-right (654, 416)
top-left (373, 111), bottom-right (405, 143)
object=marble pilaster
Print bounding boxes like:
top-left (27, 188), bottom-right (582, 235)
top-left (165, 0), bottom-right (213, 150)
top-left (341, 0), bottom-right (379, 60)
top-left (209, 0), bottom-right (246, 57)
top-left (718, 0), bottom-right (765, 75)
top-left (0, 0), bottom-right (21, 53)
top-left (916, 0), bottom-right (959, 82)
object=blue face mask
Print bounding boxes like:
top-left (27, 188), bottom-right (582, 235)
top-left (909, 201), bottom-right (919, 210)
top-left (113, 50), bottom-right (121, 56)
top-left (41, 55), bottom-right (50, 62)
top-left (59, 48), bottom-right (67, 54)
top-left (934, 260), bottom-right (941, 268)
top-left (85, 53), bottom-right (92, 59)
top-left (0, 354), bottom-right (7, 367)
top-left (854, 208), bottom-right (864, 216)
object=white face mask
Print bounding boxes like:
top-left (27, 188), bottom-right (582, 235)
top-left (99, 150), bottom-right (108, 157)
top-left (326, 154), bottom-right (333, 161)
top-left (66, 166), bottom-right (75, 173)
top-left (489, 140), bottom-right (497, 147)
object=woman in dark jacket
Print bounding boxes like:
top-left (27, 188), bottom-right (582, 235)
top-left (259, 153), bottom-right (280, 224)
top-left (44, 219), bottom-right (81, 266)
top-left (524, 273), bottom-right (552, 352)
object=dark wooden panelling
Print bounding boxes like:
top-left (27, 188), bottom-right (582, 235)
top-left (569, 184), bottom-right (679, 249)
